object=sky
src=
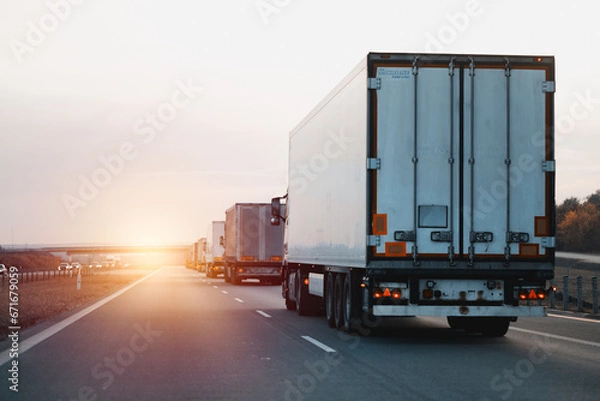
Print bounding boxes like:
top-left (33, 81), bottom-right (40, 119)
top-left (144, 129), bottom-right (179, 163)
top-left (0, 0), bottom-right (598, 246)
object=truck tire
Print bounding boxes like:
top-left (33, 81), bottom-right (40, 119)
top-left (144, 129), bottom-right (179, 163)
top-left (480, 318), bottom-right (510, 337)
top-left (283, 274), bottom-right (296, 310)
top-left (447, 316), bottom-right (467, 330)
top-left (296, 270), bottom-right (309, 316)
top-left (325, 273), bottom-right (336, 328)
top-left (334, 274), bottom-right (345, 330)
top-left (286, 299), bottom-right (296, 311)
top-left (447, 317), bottom-right (510, 337)
top-left (232, 270), bottom-right (241, 285)
top-left (341, 274), bottom-right (353, 332)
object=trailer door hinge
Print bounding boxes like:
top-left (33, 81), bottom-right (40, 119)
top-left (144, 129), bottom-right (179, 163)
top-left (542, 160), bottom-right (556, 172)
top-left (542, 237), bottom-right (556, 248)
top-left (367, 235), bottom-right (381, 247)
top-left (367, 158), bottom-right (381, 170)
top-left (368, 77), bottom-right (381, 90)
top-left (542, 81), bottom-right (556, 93)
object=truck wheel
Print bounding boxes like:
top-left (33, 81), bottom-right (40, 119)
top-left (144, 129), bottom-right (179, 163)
top-left (286, 299), bottom-right (296, 311)
top-left (447, 316), bottom-right (467, 330)
top-left (283, 272), bottom-right (296, 310)
top-left (325, 273), bottom-right (336, 328)
top-left (296, 270), bottom-right (309, 316)
top-left (334, 274), bottom-right (345, 330)
top-left (480, 318), bottom-right (510, 337)
top-left (232, 271), bottom-right (241, 285)
top-left (341, 274), bottom-right (353, 332)
top-left (447, 317), bottom-right (510, 337)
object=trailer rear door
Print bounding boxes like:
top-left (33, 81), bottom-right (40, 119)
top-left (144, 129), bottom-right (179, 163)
top-left (369, 55), bottom-right (555, 265)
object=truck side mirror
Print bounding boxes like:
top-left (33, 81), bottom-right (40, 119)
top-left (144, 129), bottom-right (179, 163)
top-left (219, 235), bottom-right (224, 247)
top-left (271, 197), bottom-right (281, 226)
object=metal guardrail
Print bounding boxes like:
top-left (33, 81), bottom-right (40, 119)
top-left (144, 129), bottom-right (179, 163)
top-left (549, 275), bottom-right (599, 314)
top-left (0, 268), bottom-right (96, 288)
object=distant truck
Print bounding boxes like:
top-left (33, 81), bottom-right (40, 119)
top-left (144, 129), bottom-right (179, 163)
top-left (223, 203), bottom-right (285, 285)
top-left (186, 243), bottom-right (195, 269)
top-left (206, 221), bottom-right (225, 278)
top-left (271, 52), bottom-right (556, 336)
top-left (197, 237), bottom-right (207, 272)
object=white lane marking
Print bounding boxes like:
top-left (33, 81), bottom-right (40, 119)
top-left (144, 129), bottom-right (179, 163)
top-left (234, 298), bottom-right (245, 303)
top-left (511, 327), bottom-right (600, 348)
top-left (213, 285), bottom-right (219, 289)
top-left (0, 267), bottom-right (164, 367)
top-left (257, 310), bottom-right (271, 318)
top-left (301, 336), bottom-right (336, 353)
top-left (221, 290), bottom-right (228, 294)
top-left (548, 313), bottom-right (600, 324)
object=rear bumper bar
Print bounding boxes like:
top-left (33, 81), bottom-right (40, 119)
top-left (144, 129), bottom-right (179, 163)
top-left (371, 305), bottom-right (546, 317)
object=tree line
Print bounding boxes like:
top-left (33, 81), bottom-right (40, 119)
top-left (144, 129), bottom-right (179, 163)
top-left (556, 189), bottom-right (600, 252)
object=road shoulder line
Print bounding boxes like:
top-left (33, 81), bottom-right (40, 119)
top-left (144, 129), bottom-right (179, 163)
top-left (511, 327), bottom-right (600, 348)
top-left (548, 313), bottom-right (600, 324)
top-left (0, 267), bottom-right (164, 367)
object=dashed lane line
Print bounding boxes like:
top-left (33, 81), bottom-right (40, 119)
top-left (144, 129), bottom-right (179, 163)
top-left (301, 335), bottom-right (336, 353)
top-left (257, 310), bottom-right (271, 318)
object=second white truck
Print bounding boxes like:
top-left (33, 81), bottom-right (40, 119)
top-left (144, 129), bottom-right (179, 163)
top-left (224, 203), bottom-right (285, 285)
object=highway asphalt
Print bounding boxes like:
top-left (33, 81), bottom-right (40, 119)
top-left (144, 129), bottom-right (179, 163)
top-left (1, 266), bottom-right (598, 401)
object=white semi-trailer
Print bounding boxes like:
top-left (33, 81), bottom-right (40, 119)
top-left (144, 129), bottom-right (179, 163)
top-left (206, 221), bottom-right (225, 278)
top-left (271, 52), bottom-right (556, 336)
top-left (224, 203), bottom-right (284, 285)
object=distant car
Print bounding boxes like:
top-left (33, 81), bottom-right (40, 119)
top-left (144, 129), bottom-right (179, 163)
top-left (58, 262), bottom-right (71, 271)
top-left (94, 261), bottom-right (102, 268)
top-left (71, 262), bottom-right (82, 270)
top-left (0, 264), bottom-right (7, 276)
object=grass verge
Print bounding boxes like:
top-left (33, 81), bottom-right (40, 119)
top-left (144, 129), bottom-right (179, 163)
top-left (0, 271), bottom-right (151, 341)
